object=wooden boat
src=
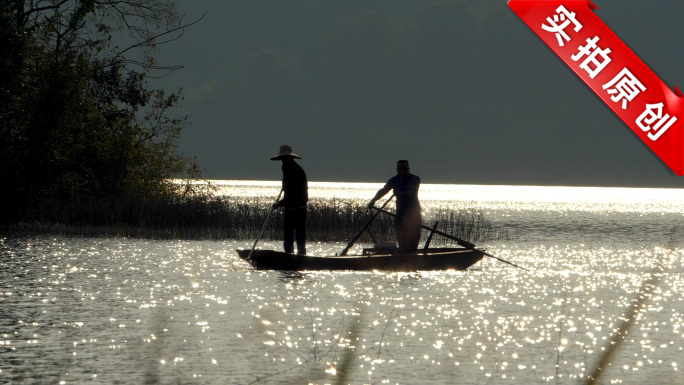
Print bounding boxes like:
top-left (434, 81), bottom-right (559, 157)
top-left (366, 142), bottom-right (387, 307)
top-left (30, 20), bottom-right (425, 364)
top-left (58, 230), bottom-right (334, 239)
top-left (239, 200), bottom-right (498, 272)
top-left (236, 246), bottom-right (484, 272)
top-left (239, 201), bottom-right (525, 272)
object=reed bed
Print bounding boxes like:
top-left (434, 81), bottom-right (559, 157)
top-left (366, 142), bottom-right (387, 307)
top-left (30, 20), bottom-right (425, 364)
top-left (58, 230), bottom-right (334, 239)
top-left (431, 208), bottom-right (511, 244)
top-left (3, 196), bottom-right (510, 243)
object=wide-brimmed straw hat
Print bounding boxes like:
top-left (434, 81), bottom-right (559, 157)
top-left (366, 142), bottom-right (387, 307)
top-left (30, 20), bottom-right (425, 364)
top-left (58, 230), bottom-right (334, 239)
top-left (270, 144), bottom-right (302, 160)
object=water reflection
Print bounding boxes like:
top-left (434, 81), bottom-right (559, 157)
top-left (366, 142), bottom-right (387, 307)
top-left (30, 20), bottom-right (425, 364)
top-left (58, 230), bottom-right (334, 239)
top-left (4, 181), bottom-right (684, 384)
top-left (1, 234), bottom-right (683, 384)
top-left (277, 271), bottom-right (307, 283)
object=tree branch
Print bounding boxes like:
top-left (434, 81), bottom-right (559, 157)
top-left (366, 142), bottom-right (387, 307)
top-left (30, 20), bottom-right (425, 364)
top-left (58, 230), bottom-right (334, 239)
top-left (112, 11), bottom-right (205, 63)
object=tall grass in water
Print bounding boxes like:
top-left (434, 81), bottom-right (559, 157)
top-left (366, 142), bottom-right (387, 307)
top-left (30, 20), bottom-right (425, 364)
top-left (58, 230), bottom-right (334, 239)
top-left (431, 208), bottom-right (511, 244)
top-left (4, 196), bottom-right (509, 243)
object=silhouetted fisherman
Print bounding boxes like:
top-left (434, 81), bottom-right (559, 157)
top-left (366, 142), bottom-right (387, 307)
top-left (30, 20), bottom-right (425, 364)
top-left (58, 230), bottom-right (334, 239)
top-left (368, 160), bottom-right (422, 252)
top-left (271, 145), bottom-right (308, 255)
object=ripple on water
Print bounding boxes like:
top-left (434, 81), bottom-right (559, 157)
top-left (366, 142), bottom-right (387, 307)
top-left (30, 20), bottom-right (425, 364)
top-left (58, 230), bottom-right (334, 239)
top-left (1, 235), bottom-right (684, 384)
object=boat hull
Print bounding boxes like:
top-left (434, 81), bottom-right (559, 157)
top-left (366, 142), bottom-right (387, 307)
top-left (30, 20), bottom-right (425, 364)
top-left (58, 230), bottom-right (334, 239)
top-left (236, 248), bottom-right (484, 272)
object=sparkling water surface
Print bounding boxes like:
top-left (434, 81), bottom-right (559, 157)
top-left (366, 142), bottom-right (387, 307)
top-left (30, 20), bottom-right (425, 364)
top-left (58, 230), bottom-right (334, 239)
top-left (2, 181), bottom-right (684, 384)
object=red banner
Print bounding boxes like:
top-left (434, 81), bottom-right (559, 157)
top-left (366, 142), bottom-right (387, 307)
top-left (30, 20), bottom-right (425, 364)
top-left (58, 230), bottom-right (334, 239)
top-left (509, 0), bottom-right (684, 175)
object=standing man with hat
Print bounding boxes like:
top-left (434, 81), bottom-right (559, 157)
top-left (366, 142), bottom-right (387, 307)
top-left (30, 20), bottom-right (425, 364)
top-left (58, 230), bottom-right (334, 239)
top-left (271, 145), bottom-right (308, 255)
top-left (368, 160), bottom-right (422, 252)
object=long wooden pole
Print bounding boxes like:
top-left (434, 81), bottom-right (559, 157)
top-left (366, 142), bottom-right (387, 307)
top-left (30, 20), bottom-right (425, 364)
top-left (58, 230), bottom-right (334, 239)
top-left (369, 206), bottom-right (528, 271)
top-left (423, 221), bottom-right (440, 250)
top-left (247, 188), bottom-right (284, 261)
top-left (339, 194), bottom-right (395, 256)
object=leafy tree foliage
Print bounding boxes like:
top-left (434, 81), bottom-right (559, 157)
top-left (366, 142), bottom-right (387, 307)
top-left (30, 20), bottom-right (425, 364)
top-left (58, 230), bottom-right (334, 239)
top-left (0, 1), bottom-right (202, 223)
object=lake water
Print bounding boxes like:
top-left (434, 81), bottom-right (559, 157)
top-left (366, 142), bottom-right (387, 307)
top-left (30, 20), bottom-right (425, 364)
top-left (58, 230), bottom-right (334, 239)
top-left (2, 181), bottom-right (684, 384)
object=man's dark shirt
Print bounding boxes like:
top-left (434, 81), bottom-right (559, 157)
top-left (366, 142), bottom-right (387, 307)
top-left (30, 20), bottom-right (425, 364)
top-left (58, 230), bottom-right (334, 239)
top-left (281, 160), bottom-right (308, 209)
top-left (383, 173), bottom-right (420, 217)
